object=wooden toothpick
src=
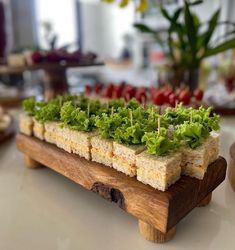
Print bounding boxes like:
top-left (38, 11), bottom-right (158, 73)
top-left (175, 100), bottom-right (178, 109)
top-left (87, 102), bottom-right (90, 116)
top-left (111, 106), bottom-right (114, 115)
top-left (141, 96), bottom-right (145, 108)
top-left (190, 111), bottom-right (193, 123)
top-left (130, 110), bottom-right (133, 126)
top-left (158, 117), bottom-right (161, 135)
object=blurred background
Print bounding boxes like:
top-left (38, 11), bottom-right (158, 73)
top-left (1, 0), bottom-right (235, 112)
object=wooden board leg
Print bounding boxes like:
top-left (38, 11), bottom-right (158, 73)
top-left (24, 155), bottom-right (42, 169)
top-left (197, 192), bottom-right (212, 207)
top-left (138, 220), bottom-right (176, 243)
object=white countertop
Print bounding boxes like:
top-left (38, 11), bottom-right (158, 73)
top-left (1, 117), bottom-right (235, 250)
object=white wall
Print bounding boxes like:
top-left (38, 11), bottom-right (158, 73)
top-left (81, 1), bottom-right (135, 58)
top-left (35, 0), bottom-right (77, 49)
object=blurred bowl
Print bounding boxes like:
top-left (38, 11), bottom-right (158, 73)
top-left (229, 143), bottom-right (235, 191)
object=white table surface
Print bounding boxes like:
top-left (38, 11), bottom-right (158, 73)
top-left (1, 117), bottom-right (235, 250)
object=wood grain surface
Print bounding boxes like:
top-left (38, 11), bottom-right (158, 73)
top-left (16, 133), bottom-right (227, 233)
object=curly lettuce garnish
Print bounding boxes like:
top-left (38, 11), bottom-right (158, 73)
top-left (95, 113), bottom-right (123, 138)
top-left (35, 102), bottom-right (61, 122)
top-left (114, 122), bottom-right (144, 144)
top-left (175, 121), bottom-right (203, 149)
top-left (60, 101), bottom-right (95, 131)
top-left (142, 128), bottom-right (179, 156)
top-left (22, 97), bottom-right (36, 115)
top-left (192, 107), bottom-right (220, 137)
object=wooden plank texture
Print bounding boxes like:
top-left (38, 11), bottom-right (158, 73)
top-left (16, 133), bottom-right (227, 233)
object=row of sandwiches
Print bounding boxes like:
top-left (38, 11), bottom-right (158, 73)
top-left (19, 111), bottom-right (219, 192)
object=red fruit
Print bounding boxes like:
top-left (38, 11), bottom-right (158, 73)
top-left (31, 51), bottom-right (43, 64)
top-left (194, 88), bottom-right (204, 101)
top-left (163, 89), bottom-right (173, 103)
top-left (178, 89), bottom-right (191, 105)
top-left (69, 49), bottom-right (82, 61)
top-left (123, 85), bottom-right (136, 100)
top-left (169, 93), bottom-right (177, 107)
top-left (153, 91), bottom-right (165, 105)
top-left (135, 87), bottom-right (147, 103)
top-left (85, 84), bottom-right (92, 95)
top-left (94, 82), bottom-right (103, 94)
top-left (104, 83), bottom-right (114, 98)
top-left (114, 85), bottom-right (124, 98)
top-left (45, 50), bottom-right (61, 62)
top-left (175, 88), bottom-right (182, 99)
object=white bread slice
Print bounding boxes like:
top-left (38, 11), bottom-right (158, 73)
top-left (113, 142), bottom-right (145, 177)
top-left (33, 118), bottom-right (45, 140)
top-left (91, 135), bottom-right (113, 167)
top-left (54, 125), bottom-right (72, 153)
top-left (68, 130), bottom-right (98, 160)
top-left (45, 122), bottom-right (97, 159)
top-left (136, 151), bottom-right (181, 191)
top-left (181, 131), bottom-right (220, 179)
top-left (19, 113), bottom-right (34, 136)
top-left (44, 121), bottom-right (60, 144)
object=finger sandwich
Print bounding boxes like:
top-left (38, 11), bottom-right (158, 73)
top-left (19, 113), bottom-right (34, 136)
top-left (33, 118), bottom-right (45, 140)
top-left (68, 130), bottom-right (97, 160)
top-left (180, 131), bottom-right (220, 179)
top-left (136, 151), bottom-right (182, 191)
top-left (112, 142), bottom-right (145, 177)
top-left (91, 135), bottom-right (113, 167)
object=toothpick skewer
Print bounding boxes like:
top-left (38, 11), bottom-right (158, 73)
top-left (141, 96), bottom-right (145, 108)
top-left (175, 100), bottom-right (178, 109)
top-left (158, 117), bottom-right (161, 135)
top-left (130, 110), bottom-right (133, 126)
top-left (111, 106), bottom-right (114, 115)
top-left (87, 103), bottom-right (90, 116)
top-left (190, 111), bottom-right (193, 123)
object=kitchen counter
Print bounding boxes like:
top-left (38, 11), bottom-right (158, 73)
top-left (1, 117), bottom-right (235, 250)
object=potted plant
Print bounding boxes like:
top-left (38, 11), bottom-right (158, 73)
top-left (103, 0), bottom-right (235, 91)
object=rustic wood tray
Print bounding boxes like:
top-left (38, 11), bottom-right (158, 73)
top-left (16, 133), bottom-right (227, 243)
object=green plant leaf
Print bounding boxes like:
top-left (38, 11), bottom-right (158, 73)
top-left (203, 9), bottom-right (220, 47)
top-left (188, 0), bottom-right (203, 6)
top-left (204, 38), bottom-right (235, 57)
top-left (184, 0), bottom-right (197, 55)
top-left (160, 7), bottom-right (172, 22)
top-left (133, 23), bottom-right (164, 47)
top-left (172, 8), bottom-right (182, 22)
top-left (133, 23), bottom-right (155, 33)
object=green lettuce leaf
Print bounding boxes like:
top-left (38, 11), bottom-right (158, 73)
top-left (175, 121), bottom-right (203, 149)
top-left (22, 97), bottom-right (36, 115)
top-left (114, 123), bottom-right (144, 144)
top-left (95, 113), bottom-right (123, 138)
top-left (142, 128), bottom-right (179, 156)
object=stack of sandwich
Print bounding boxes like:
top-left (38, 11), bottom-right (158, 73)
top-left (19, 95), bottom-right (220, 191)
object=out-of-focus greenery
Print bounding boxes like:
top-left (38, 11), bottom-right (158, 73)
top-left (103, 0), bottom-right (235, 76)
top-left (134, 0), bottom-right (235, 71)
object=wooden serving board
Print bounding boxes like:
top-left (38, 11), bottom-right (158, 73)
top-left (16, 133), bottom-right (227, 243)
